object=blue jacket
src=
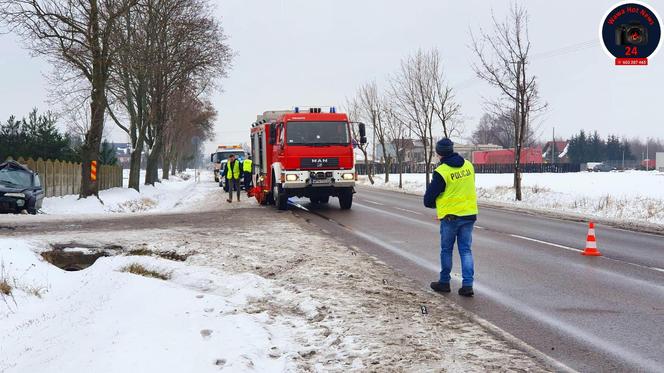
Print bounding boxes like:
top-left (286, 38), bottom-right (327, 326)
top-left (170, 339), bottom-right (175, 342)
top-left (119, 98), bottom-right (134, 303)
top-left (423, 153), bottom-right (477, 221)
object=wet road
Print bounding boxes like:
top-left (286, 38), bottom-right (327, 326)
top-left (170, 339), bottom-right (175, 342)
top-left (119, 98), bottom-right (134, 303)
top-left (290, 186), bottom-right (664, 373)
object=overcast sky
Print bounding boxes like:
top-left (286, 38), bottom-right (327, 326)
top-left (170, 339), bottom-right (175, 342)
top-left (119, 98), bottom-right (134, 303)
top-left (1, 0), bottom-right (663, 154)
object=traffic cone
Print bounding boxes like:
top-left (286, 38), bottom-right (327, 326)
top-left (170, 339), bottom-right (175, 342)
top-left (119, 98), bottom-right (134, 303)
top-left (582, 222), bottom-right (602, 256)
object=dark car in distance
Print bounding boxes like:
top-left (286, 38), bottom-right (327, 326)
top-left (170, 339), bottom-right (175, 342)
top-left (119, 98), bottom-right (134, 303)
top-left (0, 161), bottom-right (44, 215)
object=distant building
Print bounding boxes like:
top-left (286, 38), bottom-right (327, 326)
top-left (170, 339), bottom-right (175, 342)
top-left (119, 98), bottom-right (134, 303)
top-left (472, 147), bottom-right (543, 165)
top-left (455, 143), bottom-right (503, 161)
top-left (111, 143), bottom-right (133, 168)
top-left (542, 141), bottom-right (570, 163)
top-left (656, 152), bottom-right (664, 172)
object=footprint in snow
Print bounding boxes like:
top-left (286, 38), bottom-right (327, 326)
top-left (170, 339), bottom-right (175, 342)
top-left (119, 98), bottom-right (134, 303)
top-left (200, 329), bottom-right (213, 338)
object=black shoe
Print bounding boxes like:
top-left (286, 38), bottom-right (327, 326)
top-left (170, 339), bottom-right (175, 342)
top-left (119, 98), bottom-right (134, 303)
top-left (458, 286), bottom-right (474, 297)
top-left (430, 282), bottom-right (451, 293)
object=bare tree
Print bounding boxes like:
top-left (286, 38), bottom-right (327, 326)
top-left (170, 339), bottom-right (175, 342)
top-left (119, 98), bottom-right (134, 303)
top-left (390, 48), bottom-right (438, 187)
top-left (431, 56), bottom-right (462, 138)
top-left (162, 86), bottom-right (216, 179)
top-left (357, 81), bottom-right (393, 183)
top-left (471, 111), bottom-right (536, 148)
top-left (345, 97), bottom-right (373, 184)
top-left (1, 0), bottom-right (138, 197)
top-left (104, 0), bottom-right (231, 187)
top-left (382, 103), bottom-right (409, 189)
top-left (471, 3), bottom-right (546, 200)
top-left (142, 0), bottom-right (230, 186)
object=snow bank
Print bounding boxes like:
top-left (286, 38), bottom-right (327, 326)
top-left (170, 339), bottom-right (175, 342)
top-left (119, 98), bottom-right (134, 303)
top-left (0, 238), bottom-right (298, 372)
top-left (41, 170), bottom-right (215, 215)
top-left (359, 171), bottom-right (664, 226)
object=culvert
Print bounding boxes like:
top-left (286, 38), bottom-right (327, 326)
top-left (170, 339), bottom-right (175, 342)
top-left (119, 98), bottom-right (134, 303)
top-left (41, 243), bottom-right (120, 271)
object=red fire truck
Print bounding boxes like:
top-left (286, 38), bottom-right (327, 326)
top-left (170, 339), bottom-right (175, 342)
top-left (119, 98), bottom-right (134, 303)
top-left (249, 107), bottom-right (366, 210)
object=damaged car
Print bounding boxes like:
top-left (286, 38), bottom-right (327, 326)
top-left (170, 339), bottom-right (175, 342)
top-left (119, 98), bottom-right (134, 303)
top-left (0, 160), bottom-right (44, 215)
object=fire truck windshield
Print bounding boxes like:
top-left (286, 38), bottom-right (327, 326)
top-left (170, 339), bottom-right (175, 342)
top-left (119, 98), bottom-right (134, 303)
top-left (286, 121), bottom-right (350, 145)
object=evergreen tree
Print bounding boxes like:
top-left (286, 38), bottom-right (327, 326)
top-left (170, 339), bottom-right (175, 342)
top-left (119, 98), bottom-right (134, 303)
top-left (99, 140), bottom-right (118, 165)
top-left (0, 109), bottom-right (78, 162)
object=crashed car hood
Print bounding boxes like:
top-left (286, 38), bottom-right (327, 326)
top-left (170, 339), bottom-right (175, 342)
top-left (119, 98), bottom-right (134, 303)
top-left (0, 185), bottom-right (30, 194)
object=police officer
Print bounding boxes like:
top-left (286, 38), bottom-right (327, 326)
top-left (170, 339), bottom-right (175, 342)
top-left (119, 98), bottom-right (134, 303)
top-left (224, 154), bottom-right (242, 202)
top-left (242, 155), bottom-right (253, 191)
top-left (424, 138), bottom-right (478, 297)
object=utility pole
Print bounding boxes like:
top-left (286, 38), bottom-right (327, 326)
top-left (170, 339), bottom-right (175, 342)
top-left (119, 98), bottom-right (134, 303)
top-left (645, 138), bottom-right (649, 171)
top-left (551, 127), bottom-right (555, 164)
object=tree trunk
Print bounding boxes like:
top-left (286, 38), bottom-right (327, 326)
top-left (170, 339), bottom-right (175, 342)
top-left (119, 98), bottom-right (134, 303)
top-left (398, 159), bottom-right (403, 189)
top-left (171, 158), bottom-right (177, 176)
top-left (79, 83), bottom-right (106, 198)
top-left (128, 145), bottom-right (143, 191)
top-left (162, 156), bottom-right (170, 180)
top-left (145, 138), bottom-right (161, 185)
top-left (361, 148), bottom-right (374, 184)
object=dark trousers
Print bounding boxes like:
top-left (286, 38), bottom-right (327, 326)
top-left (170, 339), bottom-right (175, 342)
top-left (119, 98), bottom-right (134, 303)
top-left (227, 178), bottom-right (240, 201)
top-left (243, 172), bottom-right (252, 191)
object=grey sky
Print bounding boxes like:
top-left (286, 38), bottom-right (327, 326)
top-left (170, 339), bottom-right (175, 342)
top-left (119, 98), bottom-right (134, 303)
top-left (1, 0), bottom-right (663, 154)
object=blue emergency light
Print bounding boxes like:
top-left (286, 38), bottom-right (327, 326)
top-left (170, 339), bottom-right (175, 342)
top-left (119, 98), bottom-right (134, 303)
top-left (294, 107), bottom-right (300, 113)
top-left (330, 107), bottom-right (336, 113)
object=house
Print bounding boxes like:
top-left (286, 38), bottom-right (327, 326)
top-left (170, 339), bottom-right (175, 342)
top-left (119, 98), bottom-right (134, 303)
top-left (542, 141), bottom-right (570, 163)
top-left (111, 143), bottom-right (133, 168)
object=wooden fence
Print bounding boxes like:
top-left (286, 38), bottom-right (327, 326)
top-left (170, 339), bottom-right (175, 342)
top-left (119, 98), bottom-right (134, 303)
top-left (3, 157), bottom-right (123, 197)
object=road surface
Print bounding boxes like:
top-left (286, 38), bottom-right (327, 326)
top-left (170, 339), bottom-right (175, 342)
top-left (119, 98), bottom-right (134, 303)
top-left (289, 186), bottom-right (664, 373)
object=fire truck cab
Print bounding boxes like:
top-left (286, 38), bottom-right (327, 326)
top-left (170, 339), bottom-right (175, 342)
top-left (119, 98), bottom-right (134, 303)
top-left (249, 107), bottom-right (366, 210)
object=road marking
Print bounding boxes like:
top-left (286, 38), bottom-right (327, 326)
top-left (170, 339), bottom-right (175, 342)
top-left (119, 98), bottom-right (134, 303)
top-left (363, 199), bottom-right (385, 206)
top-left (348, 228), bottom-right (663, 373)
top-left (394, 207), bottom-right (423, 216)
top-left (509, 234), bottom-right (664, 275)
top-left (509, 234), bottom-right (583, 253)
top-left (475, 225), bottom-right (485, 229)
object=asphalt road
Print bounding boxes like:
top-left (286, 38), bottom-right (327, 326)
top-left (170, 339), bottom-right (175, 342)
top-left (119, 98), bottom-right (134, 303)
top-left (289, 186), bottom-right (664, 373)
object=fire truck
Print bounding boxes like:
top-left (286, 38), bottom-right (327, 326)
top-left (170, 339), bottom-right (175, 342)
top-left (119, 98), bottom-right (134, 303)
top-left (210, 145), bottom-right (246, 182)
top-left (249, 107), bottom-right (366, 210)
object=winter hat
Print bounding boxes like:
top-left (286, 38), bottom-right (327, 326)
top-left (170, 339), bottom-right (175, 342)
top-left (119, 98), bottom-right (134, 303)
top-left (435, 138), bottom-right (454, 156)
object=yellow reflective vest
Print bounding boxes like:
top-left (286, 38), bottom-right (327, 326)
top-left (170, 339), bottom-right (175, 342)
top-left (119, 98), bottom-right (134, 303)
top-left (433, 160), bottom-right (478, 219)
top-left (226, 160), bottom-right (240, 180)
top-left (242, 159), bottom-right (253, 173)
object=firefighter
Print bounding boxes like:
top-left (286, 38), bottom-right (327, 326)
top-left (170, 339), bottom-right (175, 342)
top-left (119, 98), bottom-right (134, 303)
top-left (242, 155), bottom-right (253, 191)
top-left (224, 154), bottom-right (242, 202)
top-left (424, 138), bottom-right (478, 297)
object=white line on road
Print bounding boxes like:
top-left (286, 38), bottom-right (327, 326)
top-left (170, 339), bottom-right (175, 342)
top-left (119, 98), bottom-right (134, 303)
top-left (363, 199), bottom-right (385, 206)
top-left (509, 234), bottom-right (583, 253)
top-left (351, 229), bottom-right (663, 373)
top-left (509, 234), bottom-right (664, 275)
top-left (394, 207), bottom-right (423, 216)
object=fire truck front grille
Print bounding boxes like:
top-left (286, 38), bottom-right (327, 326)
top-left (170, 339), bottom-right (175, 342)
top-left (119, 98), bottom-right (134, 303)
top-left (300, 157), bottom-right (339, 168)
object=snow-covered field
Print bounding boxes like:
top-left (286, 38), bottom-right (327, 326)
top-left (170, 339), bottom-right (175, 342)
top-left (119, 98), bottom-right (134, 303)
top-left (0, 238), bottom-right (298, 372)
top-left (359, 171), bottom-right (664, 227)
top-left (1, 179), bottom-right (550, 372)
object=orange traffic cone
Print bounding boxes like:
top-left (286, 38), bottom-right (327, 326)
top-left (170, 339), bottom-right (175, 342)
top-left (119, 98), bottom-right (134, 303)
top-left (582, 222), bottom-right (602, 256)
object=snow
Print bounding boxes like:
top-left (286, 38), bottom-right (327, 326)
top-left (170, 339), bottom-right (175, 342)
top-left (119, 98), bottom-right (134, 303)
top-left (1, 190), bottom-right (549, 372)
top-left (359, 171), bottom-right (664, 226)
top-left (39, 170), bottom-right (215, 215)
top-left (0, 238), bottom-right (300, 372)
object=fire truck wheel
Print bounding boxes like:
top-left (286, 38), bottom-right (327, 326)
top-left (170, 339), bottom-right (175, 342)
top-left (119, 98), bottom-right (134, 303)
top-left (338, 189), bottom-right (352, 210)
top-left (274, 183), bottom-right (288, 210)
